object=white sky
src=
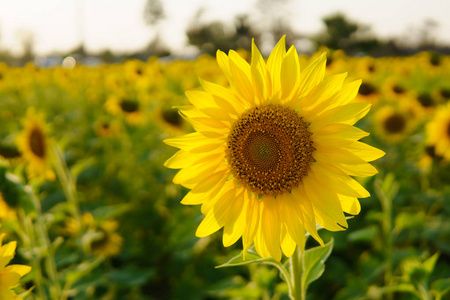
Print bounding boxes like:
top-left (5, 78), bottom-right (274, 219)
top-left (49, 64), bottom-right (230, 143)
top-left (0, 0), bottom-right (449, 56)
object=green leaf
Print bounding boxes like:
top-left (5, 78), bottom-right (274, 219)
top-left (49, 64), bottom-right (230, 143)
top-left (215, 248), bottom-right (276, 268)
top-left (348, 226), bottom-right (378, 243)
top-left (431, 278), bottom-right (450, 298)
top-left (108, 265), bottom-right (155, 286)
top-left (302, 238), bottom-right (334, 291)
top-left (423, 252), bottom-right (439, 274)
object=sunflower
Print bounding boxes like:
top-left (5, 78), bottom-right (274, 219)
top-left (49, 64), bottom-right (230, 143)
top-left (0, 234), bottom-right (31, 300)
top-left (164, 37), bottom-right (384, 261)
top-left (105, 95), bottom-right (146, 126)
top-left (16, 108), bottom-right (55, 181)
top-left (373, 105), bottom-right (416, 143)
top-left (426, 103), bottom-right (450, 160)
top-left (77, 213), bottom-right (123, 257)
top-left (0, 193), bottom-right (17, 221)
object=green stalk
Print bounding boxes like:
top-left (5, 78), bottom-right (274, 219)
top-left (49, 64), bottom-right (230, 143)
top-left (51, 143), bottom-right (84, 233)
top-left (291, 246), bottom-right (305, 300)
top-left (30, 191), bottom-right (62, 300)
top-left (18, 209), bottom-right (46, 300)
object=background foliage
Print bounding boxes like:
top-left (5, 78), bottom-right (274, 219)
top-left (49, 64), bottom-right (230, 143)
top-left (0, 49), bottom-right (449, 299)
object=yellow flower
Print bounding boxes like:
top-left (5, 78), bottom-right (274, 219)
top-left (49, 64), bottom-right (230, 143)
top-left (164, 36), bottom-right (384, 261)
top-left (0, 193), bottom-right (17, 221)
top-left (88, 220), bottom-right (123, 257)
top-left (0, 234), bottom-right (31, 300)
top-left (105, 95), bottom-right (146, 126)
top-left (373, 104), bottom-right (419, 144)
top-left (15, 107), bottom-right (55, 181)
top-left (426, 103), bottom-right (450, 160)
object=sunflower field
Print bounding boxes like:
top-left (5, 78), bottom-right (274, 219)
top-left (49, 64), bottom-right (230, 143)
top-left (0, 45), bottom-right (449, 300)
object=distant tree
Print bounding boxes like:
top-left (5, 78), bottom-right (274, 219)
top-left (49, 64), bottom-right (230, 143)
top-left (186, 11), bottom-right (261, 55)
top-left (314, 13), bottom-right (380, 55)
top-left (255, 0), bottom-right (300, 50)
top-left (18, 30), bottom-right (35, 64)
top-left (143, 0), bottom-right (165, 26)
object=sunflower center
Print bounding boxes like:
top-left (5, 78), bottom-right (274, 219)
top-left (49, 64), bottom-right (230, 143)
top-left (120, 100), bottom-right (139, 113)
top-left (417, 94), bottom-right (434, 107)
top-left (393, 85), bottom-right (405, 94)
top-left (440, 88), bottom-right (450, 99)
top-left (227, 104), bottom-right (314, 196)
top-left (29, 128), bottom-right (46, 158)
top-left (359, 83), bottom-right (376, 96)
top-left (384, 113), bottom-right (406, 134)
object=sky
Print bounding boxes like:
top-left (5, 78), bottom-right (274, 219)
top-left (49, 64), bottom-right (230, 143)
top-left (0, 0), bottom-right (449, 56)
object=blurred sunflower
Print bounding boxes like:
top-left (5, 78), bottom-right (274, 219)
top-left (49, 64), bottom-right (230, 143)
top-left (0, 144), bottom-right (21, 162)
top-left (15, 108), bottom-right (55, 181)
top-left (164, 37), bottom-right (384, 261)
top-left (426, 103), bottom-right (450, 160)
top-left (0, 193), bottom-right (17, 221)
top-left (355, 81), bottom-right (379, 103)
top-left (373, 105), bottom-right (415, 143)
top-left (105, 95), bottom-right (146, 126)
top-left (94, 119), bottom-right (122, 138)
top-left (77, 213), bottom-right (123, 257)
top-left (0, 234), bottom-right (31, 300)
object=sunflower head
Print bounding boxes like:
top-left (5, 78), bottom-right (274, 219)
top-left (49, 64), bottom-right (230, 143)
top-left (0, 233), bottom-right (31, 300)
top-left (373, 105), bottom-right (417, 143)
top-left (426, 103), bottom-right (450, 160)
top-left (105, 95), bottom-right (146, 126)
top-left (164, 36), bottom-right (384, 260)
top-left (16, 107), bottom-right (55, 181)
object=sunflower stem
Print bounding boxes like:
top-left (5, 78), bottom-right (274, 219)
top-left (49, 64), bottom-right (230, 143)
top-left (291, 246), bottom-right (306, 300)
top-left (30, 188), bottom-right (62, 300)
top-left (51, 143), bottom-right (84, 234)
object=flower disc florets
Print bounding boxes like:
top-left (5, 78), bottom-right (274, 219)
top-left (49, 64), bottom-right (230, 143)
top-left (227, 104), bottom-right (314, 196)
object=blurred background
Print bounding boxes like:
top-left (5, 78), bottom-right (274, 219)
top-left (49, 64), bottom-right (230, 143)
top-left (0, 1), bottom-right (449, 300)
top-left (1, 0), bottom-right (450, 65)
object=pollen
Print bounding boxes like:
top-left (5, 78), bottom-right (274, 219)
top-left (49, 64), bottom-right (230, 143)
top-left (227, 104), bottom-right (314, 196)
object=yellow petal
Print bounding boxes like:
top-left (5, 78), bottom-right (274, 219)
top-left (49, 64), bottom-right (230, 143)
top-left (311, 162), bottom-right (370, 198)
top-left (297, 52), bottom-right (326, 99)
top-left (308, 102), bottom-right (371, 132)
top-left (173, 157), bottom-right (225, 187)
top-left (341, 141), bottom-right (386, 162)
top-left (313, 124), bottom-right (369, 146)
top-left (333, 162), bottom-right (379, 177)
top-left (302, 176), bottom-right (348, 232)
top-left (195, 187), bottom-right (235, 237)
top-left (185, 90), bottom-right (216, 109)
top-left (267, 35), bottom-right (286, 99)
top-left (279, 194), bottom-right (306, 250)
top-left (332, 79), bottom-right (362, 107)
top-left (290, 187), bottom-right (324, 246)
top-left (281, 46), bottom-right (300, 102)
top-left (280, 224), bottom-right (297, 257)
top-left (5, 264), bottom-right (31, 277)
top-left (337, 194), bottom-right (361, 215)
top-left (261, 196), bottom-right (282, 261)
top-left (165, 133), bottom-right (225, 153)
top-left (223, 191), bottom-right (247, 247)
top-left (228, 50), bottom-right (255, 105)
top-left (314, 147), bottom-right (374, 166)
top-left (216, 50), bottom-right (233, 84)
top-left (164, 149), bottom-right (223, 169)
top-left (251, 39), bottom-right (268, 104)
top-left (302, 72), bottom-right (347, 114)
top-left (199, 78), bottom-right (245, 115)
top-left (242, 192), bottom-right (260, 259)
